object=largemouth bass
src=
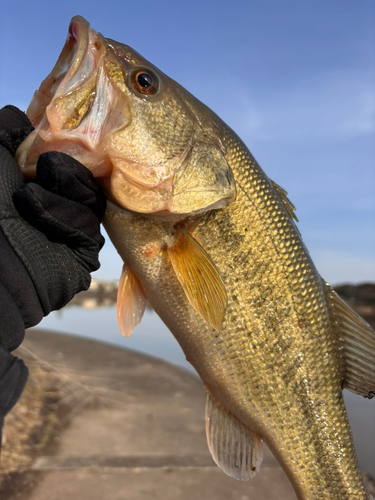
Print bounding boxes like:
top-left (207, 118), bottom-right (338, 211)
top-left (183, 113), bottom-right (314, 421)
top-left (16, 16), bottom-right (375, 500)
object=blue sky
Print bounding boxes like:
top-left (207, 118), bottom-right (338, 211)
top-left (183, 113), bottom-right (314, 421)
top-left (1, 0), bottom-right (374, 285)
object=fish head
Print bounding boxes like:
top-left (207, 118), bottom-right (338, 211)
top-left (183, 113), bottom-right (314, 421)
top-left (17, 16), bottom-right (236, 218)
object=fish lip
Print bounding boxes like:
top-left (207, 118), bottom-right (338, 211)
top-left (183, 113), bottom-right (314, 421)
top-left (26, 16), bottom-right (93, 126)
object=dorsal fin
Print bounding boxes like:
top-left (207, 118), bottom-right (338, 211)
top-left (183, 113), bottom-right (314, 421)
top-left (117, 264), bottom-right (146, 338)
top-left (167, 226), bottom-right (227, 331)
top-left (323, 281), bottom-right (375, 399)
top-left (271, 180), bottom-right (298, 223)
top-left (205, 390), bottom-right (263, 480)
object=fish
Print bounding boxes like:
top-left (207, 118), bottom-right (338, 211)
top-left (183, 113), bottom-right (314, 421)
top-left (16, 16), bottom-right (375, 500)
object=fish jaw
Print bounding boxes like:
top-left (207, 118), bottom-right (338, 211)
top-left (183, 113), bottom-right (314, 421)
top-left (16, 16), bottom-right (236, 218)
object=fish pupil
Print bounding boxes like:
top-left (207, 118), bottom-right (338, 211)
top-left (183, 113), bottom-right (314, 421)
top-left (137, 73), bottom-right (152, 88)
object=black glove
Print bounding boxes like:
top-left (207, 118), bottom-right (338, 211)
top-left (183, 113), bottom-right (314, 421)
top-left (0, 105), bottom-right (107, 432)
top-left (0, 105), bottom-right (106, 351)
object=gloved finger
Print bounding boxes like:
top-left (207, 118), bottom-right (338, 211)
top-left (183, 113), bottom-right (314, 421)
top-left (0, 145), bottom-right (25, 218)
top-left (13, 183), bottom-right (105, 248)
top-left (36, 152), bottom-right (107, 220)
top-left (0, 106), bottom-right (34, 156)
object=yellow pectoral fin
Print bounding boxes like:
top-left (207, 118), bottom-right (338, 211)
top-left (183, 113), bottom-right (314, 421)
top-left (167, 226), bottom-right (227, 331)
top-left (117, 264), bottom-right (146, 338)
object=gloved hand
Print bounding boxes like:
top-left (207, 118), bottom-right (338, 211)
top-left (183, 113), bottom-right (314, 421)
top-left (0, 105), bottom-right (106, 426)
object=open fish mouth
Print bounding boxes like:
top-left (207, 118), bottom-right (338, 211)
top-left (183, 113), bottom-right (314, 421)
top-left (16, 16), bottom-right (114, 177)
top-left (27, 16), bottom-right (100, 128)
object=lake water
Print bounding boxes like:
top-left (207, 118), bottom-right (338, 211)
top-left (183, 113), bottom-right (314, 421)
top-left (36, 304), bottom-right (375, 476)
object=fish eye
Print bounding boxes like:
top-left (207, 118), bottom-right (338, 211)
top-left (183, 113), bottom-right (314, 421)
top-left (131, 69), bottom-right (159, 95)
